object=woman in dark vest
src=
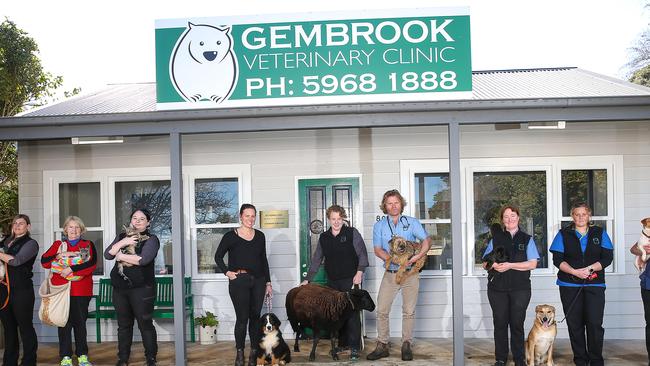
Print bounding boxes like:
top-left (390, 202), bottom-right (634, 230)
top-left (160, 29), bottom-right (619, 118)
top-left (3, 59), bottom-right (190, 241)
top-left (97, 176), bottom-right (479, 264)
top-left (482, 205), bottom-right (539, 366)
top-left (550, 202), bottom-right (613, 366)
top-left (0, 214), bottom-right (39, 366)
top-left (104, 208), bottom-right (160, 366)
top-left (215, 203), bottom-right (272, 366)
top-left (300, 204), bottom-right (369, 361)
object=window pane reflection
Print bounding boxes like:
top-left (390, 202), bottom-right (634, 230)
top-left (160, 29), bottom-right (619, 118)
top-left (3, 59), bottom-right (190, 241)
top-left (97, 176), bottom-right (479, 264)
top-left (195, 178), bottom-right (239, 225)
top-left (197, 228), bottom-right (231, 274)
top-left (115, 180), bottom-right (172, 275)
top-left (561, 170), bottom-right (607, 216)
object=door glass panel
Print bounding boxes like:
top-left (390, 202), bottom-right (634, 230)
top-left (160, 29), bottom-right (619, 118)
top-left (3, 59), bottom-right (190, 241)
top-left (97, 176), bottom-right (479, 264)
top-left (115, 180), bottom-right (172, 274)
top-left (197, 228), bottom-right (231, 274)
top-left (561, 170), bottom-right (608, 216)
top-left (333, 185), bottom-right (352, 226)
top-left (308, 188), bottom-right (325, 259)
top-left (195, 178), bottom-right (239, 225)
top-left (473, 171), bottom-right (548, 270)
top-left (59, 183), bottom-right (101, 227)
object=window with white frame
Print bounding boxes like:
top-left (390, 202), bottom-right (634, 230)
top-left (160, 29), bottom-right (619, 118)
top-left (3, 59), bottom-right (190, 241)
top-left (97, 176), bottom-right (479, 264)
top-left (187, 165), bottom-right (252, 277)
top-left (57, 182), bottom-right (104, 275)
top-left (401, 156), bottom-right (624, 276)
top-left (45, 165), bottom-right (252, 278)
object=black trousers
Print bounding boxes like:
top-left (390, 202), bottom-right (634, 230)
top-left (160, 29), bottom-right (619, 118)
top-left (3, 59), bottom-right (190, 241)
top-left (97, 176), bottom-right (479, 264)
top-left (59, 296), bottom-right (91, 358)
top-left (641, 288), bottom-right (650, 364)
top-left (228, 273), bottom-right (266, 350)
top-left (113, 285), bottom-right (158, 363)
top-left (327, 277), bottom-right (361, 350)
top-left (559, 286), bottom-right (605, 366)
top-left (487, 287), bottom-right (531, 364)
top-left (0, 286), bottom-right (38, 366)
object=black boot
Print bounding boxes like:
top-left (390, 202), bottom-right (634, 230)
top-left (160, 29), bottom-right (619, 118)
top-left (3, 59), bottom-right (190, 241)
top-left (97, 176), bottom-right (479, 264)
top-left (401, 341), bottom-right (413, 361)
top-left (248, 348), bottom-right (258, 366)
top-left (366, 341), bottom-right (389, 360)
top-left (235, 349), bottom-right (245, 366)
top-left (146, 358), bottom-right (157, 366)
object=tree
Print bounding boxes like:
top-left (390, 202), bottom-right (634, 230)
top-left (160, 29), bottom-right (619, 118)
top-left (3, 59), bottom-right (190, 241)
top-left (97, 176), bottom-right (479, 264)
top-left (0, 19), bottom-right (63, 235)
top-left (626, 5), bottom-right (650, 86)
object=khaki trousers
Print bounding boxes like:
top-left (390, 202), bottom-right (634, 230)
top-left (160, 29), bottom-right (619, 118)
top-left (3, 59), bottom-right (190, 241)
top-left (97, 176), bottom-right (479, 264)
top-left (375, 271), bottom-right (420, 344)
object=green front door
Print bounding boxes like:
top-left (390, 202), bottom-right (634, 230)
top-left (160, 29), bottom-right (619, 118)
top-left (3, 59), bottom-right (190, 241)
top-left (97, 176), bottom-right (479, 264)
top-left (298, 177), bottom-right (361, 285)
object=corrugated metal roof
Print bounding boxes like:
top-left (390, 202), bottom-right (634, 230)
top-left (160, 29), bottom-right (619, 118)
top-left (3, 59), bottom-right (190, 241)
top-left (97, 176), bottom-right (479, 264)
top-left (22, 67), bottom-right (650, 117)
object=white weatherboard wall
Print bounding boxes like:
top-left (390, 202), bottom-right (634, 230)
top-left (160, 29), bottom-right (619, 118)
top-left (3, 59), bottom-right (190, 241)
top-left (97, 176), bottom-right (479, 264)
top-left (18, 120), bottom-right (650, 343)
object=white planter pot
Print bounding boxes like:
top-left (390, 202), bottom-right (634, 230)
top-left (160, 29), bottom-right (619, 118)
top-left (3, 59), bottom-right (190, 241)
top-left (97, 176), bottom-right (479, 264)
top-left (198, 325), bottom-right (217, 345)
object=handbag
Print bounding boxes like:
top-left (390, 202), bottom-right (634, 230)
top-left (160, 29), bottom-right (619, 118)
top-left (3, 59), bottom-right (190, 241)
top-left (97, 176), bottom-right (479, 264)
top-left (38, 241), bottom-right (71, 327)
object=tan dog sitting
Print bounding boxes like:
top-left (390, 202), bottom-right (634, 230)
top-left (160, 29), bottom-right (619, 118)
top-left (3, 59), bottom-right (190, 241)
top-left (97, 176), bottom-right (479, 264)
top-left (525, 304), bottom-right (557, 366)
top-left (385, 236), bottom-right (426, 284)
top-left (634, 217), bottom-right (650, 272)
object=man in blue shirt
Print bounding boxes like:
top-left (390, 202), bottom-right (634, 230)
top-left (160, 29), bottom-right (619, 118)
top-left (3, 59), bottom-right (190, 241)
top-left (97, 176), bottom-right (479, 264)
top-left (366, 190), bottom-right (431, 362)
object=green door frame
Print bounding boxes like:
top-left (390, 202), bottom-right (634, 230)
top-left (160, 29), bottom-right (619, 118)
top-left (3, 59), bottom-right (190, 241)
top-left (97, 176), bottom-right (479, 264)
top-left (296, 175), bottom-right (362, 285)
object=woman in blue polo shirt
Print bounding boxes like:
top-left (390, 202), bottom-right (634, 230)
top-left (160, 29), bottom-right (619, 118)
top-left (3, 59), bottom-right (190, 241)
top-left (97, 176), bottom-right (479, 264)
top-left (550, 202), bottom-right (613, 366)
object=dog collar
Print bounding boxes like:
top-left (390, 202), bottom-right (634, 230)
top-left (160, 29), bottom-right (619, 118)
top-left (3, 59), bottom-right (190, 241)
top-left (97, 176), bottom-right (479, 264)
top-left (643, 230), bottom-right (650, 239)
top-left (346, 292), bottom-right (355, 310)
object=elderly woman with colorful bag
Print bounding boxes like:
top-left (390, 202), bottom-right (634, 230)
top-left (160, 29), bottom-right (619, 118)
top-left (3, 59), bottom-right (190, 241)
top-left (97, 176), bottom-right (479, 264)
top-left (41, 216), bottom-right (98, 366)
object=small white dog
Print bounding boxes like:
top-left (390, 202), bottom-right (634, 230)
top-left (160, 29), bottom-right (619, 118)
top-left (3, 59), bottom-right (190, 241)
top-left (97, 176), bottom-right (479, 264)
top-left (634, 217), bottom-right (650, 272)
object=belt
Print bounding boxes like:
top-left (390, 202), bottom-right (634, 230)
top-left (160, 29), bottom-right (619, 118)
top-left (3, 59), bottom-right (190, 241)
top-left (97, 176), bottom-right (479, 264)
top-left (386, 269), bottom-right (399, 273)
top-left (234, 269), bottom-right (249, 274)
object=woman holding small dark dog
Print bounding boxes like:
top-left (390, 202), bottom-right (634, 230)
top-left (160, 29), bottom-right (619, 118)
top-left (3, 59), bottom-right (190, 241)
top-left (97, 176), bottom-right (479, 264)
top-left (300, 204), bottom-right (369, 361)
top-left (42, 216), bottom-right (97, 366)
top-left (482, 205), bottom-right (539, 366)
top-left (215, 203), bottom-right (272, 366)
top-left (550, 202), bottom-right (613, 366)
top-left (0, 214), bottom-right (39, 366)
top-left (104, 208), bottom-right (160, 366)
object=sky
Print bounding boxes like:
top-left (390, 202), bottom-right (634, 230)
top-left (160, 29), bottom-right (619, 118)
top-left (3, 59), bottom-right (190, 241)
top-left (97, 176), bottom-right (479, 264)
top-left (2, 0), bottom-right (648, 95)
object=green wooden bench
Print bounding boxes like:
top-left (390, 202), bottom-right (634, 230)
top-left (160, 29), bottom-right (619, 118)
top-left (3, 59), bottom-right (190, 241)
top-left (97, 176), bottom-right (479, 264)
top-left (88, 276), bottom-right (195, 343)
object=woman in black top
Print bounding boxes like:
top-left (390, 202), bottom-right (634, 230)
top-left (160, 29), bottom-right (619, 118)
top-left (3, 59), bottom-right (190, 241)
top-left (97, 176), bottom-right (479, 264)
top-left (0, 214), bottom-right (39, 366)
top-left (300, 204), bottom-right (368, 361)
top-left (215, 204), bottom-right (272, 366)
top-left (104, 208), bottom-right (160, 366)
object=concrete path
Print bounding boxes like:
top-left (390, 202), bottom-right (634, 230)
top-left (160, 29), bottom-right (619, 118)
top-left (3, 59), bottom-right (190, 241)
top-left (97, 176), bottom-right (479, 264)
top-left (11, 337), bottom-right (649, 365)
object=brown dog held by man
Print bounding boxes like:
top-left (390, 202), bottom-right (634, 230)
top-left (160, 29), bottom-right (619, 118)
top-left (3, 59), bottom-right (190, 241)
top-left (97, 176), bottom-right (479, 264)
top-left (385, 236), bottom-right (426, 284)
top-left (525, 304), bottom-right (557, 366)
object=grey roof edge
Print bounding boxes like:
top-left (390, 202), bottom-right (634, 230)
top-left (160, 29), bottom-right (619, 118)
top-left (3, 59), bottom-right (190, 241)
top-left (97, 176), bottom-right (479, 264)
top-left (575, 67), bottom-right (650, 93)
top-left (2, 95), bottom-right (650, 129)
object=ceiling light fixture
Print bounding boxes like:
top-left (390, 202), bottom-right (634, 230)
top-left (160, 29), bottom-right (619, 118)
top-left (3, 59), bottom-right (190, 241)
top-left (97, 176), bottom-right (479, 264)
top-left (71, 136), bottom-right (124, 145)
top-left (527, 121), bottom-right (566, 130)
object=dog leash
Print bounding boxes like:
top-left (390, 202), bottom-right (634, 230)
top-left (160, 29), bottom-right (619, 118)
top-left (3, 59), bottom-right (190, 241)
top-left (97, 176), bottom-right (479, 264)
top-left (557, 278), bottom-right (590, 324)
top-left (265, 292), bottom-right (272, 314)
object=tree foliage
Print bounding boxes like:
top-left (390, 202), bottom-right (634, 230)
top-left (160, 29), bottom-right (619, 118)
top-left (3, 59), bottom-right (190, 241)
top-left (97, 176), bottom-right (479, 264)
top-left (627, 4), bottom-right (650, 86)
top-left (0, 19), bottom-right (63, 235)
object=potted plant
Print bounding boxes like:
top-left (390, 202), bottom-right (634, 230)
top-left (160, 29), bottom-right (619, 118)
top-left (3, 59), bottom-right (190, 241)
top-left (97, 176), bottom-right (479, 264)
top-left (195, 311), bottom-right (219, 345)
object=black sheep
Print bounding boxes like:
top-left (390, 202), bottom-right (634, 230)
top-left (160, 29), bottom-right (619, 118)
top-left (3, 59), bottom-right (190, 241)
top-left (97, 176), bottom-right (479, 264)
top-left (285, 283), bottom-right (375, 361)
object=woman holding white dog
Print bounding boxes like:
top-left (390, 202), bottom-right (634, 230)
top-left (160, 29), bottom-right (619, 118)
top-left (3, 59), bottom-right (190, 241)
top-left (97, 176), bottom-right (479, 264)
top-left (629, 220), bottom-right (650, 365)
top-left (482, 205), bottom-right (539, 366)
top-left (0, 214), bottom-right (39, 366)
top-left (300, 204), bottom-right (369, 361)
top-left (550, 202), bottom-right (613, 366)
top-left (41, 216), bottom-right (98, 366)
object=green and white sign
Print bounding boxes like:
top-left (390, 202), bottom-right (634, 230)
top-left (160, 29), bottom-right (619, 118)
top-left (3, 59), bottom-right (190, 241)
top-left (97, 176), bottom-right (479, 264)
top-left (155, 8), bottom-right (471, 110)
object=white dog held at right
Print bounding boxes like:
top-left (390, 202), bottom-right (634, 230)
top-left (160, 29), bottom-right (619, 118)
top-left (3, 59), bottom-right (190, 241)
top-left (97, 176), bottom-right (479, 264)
top-left (634, 217), bottom-right (650, 272)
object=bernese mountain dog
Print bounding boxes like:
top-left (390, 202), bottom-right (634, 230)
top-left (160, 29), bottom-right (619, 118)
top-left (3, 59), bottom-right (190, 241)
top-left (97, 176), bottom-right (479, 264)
top-left (256, 313), bottom-right (291, 365)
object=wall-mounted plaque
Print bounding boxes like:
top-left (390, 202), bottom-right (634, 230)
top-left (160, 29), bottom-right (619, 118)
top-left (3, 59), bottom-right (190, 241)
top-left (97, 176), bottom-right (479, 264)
top-left (260, 210), bottom-right (289, 228)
